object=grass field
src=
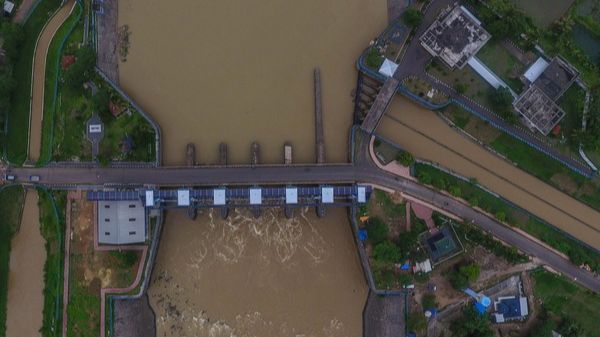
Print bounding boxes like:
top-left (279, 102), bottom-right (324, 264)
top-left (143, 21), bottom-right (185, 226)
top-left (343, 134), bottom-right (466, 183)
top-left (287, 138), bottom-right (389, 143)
top-left (532, 270), bottom-right (600, 337)
top-left (39, 3), bottom-right (83, 164)
top-left (7, 0), bottom-right (62, 164)
top-left (0, 186), bottom-right (25, 337)
top-left (476, 42), bottom-right (525, 93)
top-left (427, 60), bottom-right (493, 107)
top-left (414, 163), bottom-right (600, 272)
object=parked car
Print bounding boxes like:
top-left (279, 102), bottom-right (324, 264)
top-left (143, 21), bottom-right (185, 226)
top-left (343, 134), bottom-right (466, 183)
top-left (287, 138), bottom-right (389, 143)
top-left (29, 175), bottom-right (40, 182)
top-left (4, 174), bottom-right (15, 181)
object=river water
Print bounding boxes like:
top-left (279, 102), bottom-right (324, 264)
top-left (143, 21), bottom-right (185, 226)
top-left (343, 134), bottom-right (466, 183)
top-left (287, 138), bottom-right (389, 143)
top-left (5, 191), bottom-right (45, 337)
top-left (378, 97), bottom-right (600, 249)
top-left (149, 208), bottom-right (367, 337)
top-left (118, 0), bottom-right (387, 165)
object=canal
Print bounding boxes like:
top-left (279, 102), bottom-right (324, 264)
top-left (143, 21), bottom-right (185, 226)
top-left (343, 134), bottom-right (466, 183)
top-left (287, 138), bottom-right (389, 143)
top-left (118, 0), bottom-right (388, 165)
top-left (149, 208), bottom-right (367, 337)
top-left (377, 97), bottom-right (600, 249)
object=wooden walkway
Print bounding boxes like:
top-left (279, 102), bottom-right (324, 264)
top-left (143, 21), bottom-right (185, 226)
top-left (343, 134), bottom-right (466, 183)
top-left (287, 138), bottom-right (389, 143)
top-left (360, 77), bottom-right (400, 134)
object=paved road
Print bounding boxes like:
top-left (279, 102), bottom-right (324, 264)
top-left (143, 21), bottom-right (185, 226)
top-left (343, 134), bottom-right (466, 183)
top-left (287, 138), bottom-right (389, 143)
top-left (6, 162), bottom-right (600, 292)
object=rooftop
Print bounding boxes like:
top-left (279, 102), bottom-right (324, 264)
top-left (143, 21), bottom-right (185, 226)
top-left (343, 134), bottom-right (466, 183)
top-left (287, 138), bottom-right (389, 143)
top-left (514, 85), bottom-right (566, 135)
top-left (97, 200), bottom-right (146, 245)
top-left (532, 57), bottom-right (579, 100)
top-left (420, 5), bottom-right (491, 69)
top-left (493, 296), bottom-right (528, 323)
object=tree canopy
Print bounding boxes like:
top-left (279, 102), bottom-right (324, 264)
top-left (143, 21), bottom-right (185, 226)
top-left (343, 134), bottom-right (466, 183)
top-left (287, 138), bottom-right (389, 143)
top-left (63, 47), bottom-right (96, 89)
top-left (451, 306), bottom-right (493, 337)
top-left (373, 241), bottom-right (402, 263)
top-left (403, 9), bottom-right (424, 28)
top-left (365, 217), bottom-right (389, 244)
top-left (488, 87), bottom-right (517, 123)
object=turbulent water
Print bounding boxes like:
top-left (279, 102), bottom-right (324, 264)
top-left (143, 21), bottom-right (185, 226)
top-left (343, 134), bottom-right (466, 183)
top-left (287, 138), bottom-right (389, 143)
top-left (118, 0), bottom-right (387, 165)
top-left (149, 208), bottom-right (367, 337)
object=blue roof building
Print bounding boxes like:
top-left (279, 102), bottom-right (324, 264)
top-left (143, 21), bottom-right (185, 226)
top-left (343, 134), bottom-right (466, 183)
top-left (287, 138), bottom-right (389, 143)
top-left (492, 296), bottom-right (528, 323)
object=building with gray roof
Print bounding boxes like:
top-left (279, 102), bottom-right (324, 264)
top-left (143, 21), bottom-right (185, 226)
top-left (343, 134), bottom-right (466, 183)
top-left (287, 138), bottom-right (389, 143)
top-left (98, 200), bottom-right (146, 245)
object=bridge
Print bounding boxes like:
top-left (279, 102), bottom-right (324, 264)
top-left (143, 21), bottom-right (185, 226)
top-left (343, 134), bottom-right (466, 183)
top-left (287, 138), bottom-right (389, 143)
top-left (361, 75), bottom-right (400, 134)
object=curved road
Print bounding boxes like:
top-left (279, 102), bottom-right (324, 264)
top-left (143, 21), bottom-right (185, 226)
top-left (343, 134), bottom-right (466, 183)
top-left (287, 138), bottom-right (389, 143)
top-left (28, 0), bottom-right (76, 162)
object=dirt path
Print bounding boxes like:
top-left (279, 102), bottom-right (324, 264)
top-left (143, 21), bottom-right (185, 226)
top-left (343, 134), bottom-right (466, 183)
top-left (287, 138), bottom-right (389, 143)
top-left (28, 0), bottom-right (76, 162)
top-left (5, 190), bottom-right (46, 337)
top-left (378, 97), bottom-right (600, 249)
top-left (12, 0), bottom-right (36, 23)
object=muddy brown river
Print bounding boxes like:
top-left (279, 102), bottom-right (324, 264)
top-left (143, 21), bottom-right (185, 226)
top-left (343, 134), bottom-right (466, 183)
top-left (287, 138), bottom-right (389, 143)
top-left (118, 0), bottom-right (387, 165)
top-left (378, 97), bottom-right (600, 249)
top-left (149, 208), bottom-right (367, 337)
top-left (5, 191), bottom-right (45, 337)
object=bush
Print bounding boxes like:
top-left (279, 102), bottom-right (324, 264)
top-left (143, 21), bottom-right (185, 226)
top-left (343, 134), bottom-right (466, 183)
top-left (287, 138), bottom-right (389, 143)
top-left (422, 293), bottom-right (437, 309)
top-left (488, 87), bottom-right (517, 123)
top-left (373, 241), bottom-right (403, 263)
top-left (449, 185), bottom-right (462, 198)
top-left (449, 261), bottom-right (480, 289)
top-left (495, 211), bottom-right (506, 222)
top-left (450, 306), bottom-right (493, 337)
top-left (365, 47), bottom-right (383, 69)
top-left (64, 47), bottom-right (96, 89)
top-left (365, 217), bottom-right (389, 244)
top-left (407, 312), bottom-right (427, 333)
top-left (110, 251), bottom-right (138, 268)
top-left (403, 9), bottom-right (424, 28)
top-left (396, 151), bottom-right (415, 166)
top-left (417, 171), bottom-right (432, 185)
top-left (455, 83), bottom-right (468, 94)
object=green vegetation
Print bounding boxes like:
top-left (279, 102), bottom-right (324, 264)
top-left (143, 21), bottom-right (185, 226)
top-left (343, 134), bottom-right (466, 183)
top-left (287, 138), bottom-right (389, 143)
top-left (454, 222), bottom-right (528, 264)
top-left (110, 251), bottom-right (138, 269)
top-left (414, 163), bottom-right (600, 272)
top-left (422, 293), bottom-right (437, 309)
top-left (448, 261), bottom-right (480, 289)
top-left (67, 257), bottom-right (101, 337)
top-left (450, 305), bottom-right (493, 337)
top-left (407, 311), bottom-right (427, 335)
top-left (64, 48), bottom-right (96, 89)
top-left (427, 60), bottom-right (493, 107)
top-left (37, 189), bottom-right (66, 337)
top-left (6, 0), bottom-right (62, 164)
top-left (39, 2), bottom-right (83, 164)
top-left (0, 186), bottom-right (25, 337)
top-left (402, 9), bottom-right (424, 28)
top-left (403, 77), bottom-right (449, 105)
top-left (373, 189), bottom-right (406, 219)
top-left (488, 87), bottom-right (516, 123)
top-left (365, 47), bottom-right (383, 69)
top-left (0, 20), bottom-right (24, 150)
top-left (558, 85), bottom-right (586, 147)
top-left (373, 241), bottom-right (402, 263)
top-left (476, 42), bottom-right (525, 93)
top-left (365, 216), bottom-right (389, 244)
top-left (396, 151), bottom-right (415, 167)
top-left (532, 270), bottom-right (600, 337)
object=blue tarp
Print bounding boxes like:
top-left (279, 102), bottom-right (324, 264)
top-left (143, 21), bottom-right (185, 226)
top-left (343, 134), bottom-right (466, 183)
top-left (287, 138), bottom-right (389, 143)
top-left (474, 302), bottom-right (487, 314)
top-left (358, 229), bottom-right (368, 241)
top-left (400, 262), bottom-right (411, 270)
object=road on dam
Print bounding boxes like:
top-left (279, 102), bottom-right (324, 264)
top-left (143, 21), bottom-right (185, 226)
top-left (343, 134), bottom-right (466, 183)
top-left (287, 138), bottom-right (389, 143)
top-left (6, 163), bottom-right (600, 292)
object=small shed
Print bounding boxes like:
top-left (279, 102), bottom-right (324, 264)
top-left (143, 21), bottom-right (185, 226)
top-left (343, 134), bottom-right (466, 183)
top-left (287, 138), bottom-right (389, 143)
top-left (3, 1), bottom-right (14, 16)
top-left (177, 190), bottom-right (190, 206)
top-left (321, 187), bottom-right (334, 204)
top-left (249, 188), bottom-right (262, 205)
top-left (213, 188), bottom-right (226, 206)
top-left (378, 58), bottom-right (398, 78)
top-left (357, 186), bottom-right (367, 203)
top-left (285, 187), bottom-right (298, 204)
top-left (145, 190), bottom-right (154, 207)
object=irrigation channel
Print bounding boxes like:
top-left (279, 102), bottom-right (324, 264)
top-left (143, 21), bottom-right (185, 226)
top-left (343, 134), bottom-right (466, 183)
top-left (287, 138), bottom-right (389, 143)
top-left (378, 97), bottom-right (600, 250)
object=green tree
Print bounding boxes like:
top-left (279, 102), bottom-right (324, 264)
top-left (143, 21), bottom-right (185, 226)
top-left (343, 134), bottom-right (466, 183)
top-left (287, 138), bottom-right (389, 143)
top-left (450, 306), bottom-right (493, 337)
top-left (403, 9), bottom-right (424, 28)
top-left (488, 87), bottom-right (517, 123)
top-left (64, 47), bottom-right (97, 89)
top-left (93, 88), bottom-right (111, 122)
top-left (495, 211), bottom-right (506, 222)
top-left (396, 151), bottom-right (415, 166)
top-left (373, 241), bottom-right (402, 263)
top-left (365, 217), bottom-right (389, 244)
top-left (365, 47), bottom-right (383, 69)
top-left (449, 261), bottom-right (480, 289)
